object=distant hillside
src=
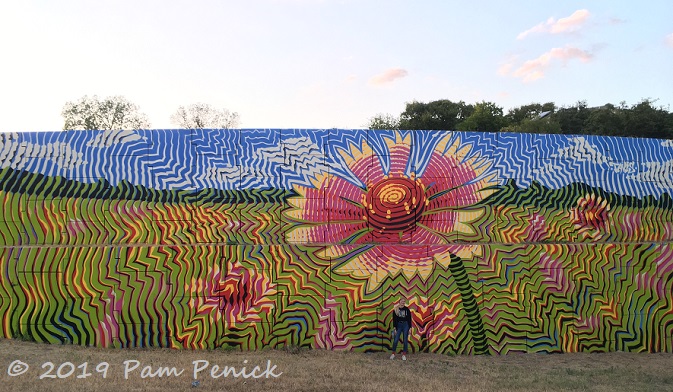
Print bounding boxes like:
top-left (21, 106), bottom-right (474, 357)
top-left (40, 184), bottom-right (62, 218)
top-left (0, 167), bottom-right (292, 204)
top-left (3, 166), bottom-right (672, 211)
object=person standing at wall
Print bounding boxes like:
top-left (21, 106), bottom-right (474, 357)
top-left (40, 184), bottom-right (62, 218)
top-left (390, 297), bottom-right (413, 361)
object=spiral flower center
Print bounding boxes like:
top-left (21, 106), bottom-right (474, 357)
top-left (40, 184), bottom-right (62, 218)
top-left (362, 176), bottom-right (427, 235)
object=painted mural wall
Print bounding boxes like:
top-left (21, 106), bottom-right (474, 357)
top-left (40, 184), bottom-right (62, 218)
top-left (0, 129), bottom-right (672, 354)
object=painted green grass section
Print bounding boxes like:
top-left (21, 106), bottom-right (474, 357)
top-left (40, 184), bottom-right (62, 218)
top-left (1, 168), bottom-right (673, 352)
top-left (484, 179), bottom-right (673, 210)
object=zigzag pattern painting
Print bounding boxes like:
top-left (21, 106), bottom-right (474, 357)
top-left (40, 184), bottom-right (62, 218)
top-left (1, 129), bottom-right (672, 353)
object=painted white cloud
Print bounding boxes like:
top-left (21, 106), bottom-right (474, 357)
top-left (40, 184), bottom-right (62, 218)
top-left (279, 137), bottom-right (328, 178)
top-left (86, 129), bottom-right (145, 148)
top-left (200, 136), bottom-right (330, 187)
top-left (253, 136), bottom-right (329, 184)
top-left (368, 68), bottom-right (409, 86)
top-left (0, 132), bottom-right (85, 170)
top-left (200, 165), bottom-right (240, 183)
top-left (553, 137), bottom-right (612, 165)
top-left (551, 137), bottom-right (673, 187)
top-left (533, 160), bottom-right (562, 176)
top-left (518, 9), bottom-right (591, 40)
top-left (627, 161), bottom-right (673, 189)
top-left (509, 46), bottom-right (593, 82)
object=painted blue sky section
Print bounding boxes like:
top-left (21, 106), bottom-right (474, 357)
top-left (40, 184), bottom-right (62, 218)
top-left (2, 129), bottom-right (673, 198)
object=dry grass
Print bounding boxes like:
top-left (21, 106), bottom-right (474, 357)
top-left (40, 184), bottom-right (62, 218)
top-left (0, 339), bottom-right (672, 392)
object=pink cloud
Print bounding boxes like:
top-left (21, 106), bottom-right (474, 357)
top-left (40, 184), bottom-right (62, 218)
top-left (667, 33), bottom-right (673, 48)
top-left (518, 9), bottom-right (590, 39)
top-left (497, 62), bottom-right (514, 76)
top-left (368, 68), bottom-right (409, 86)
top-left (510, 46), bottom-right (593, 82)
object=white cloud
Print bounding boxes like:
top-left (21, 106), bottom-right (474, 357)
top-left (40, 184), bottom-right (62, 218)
top-left (518, 9), bottom-right (591, 39)
top-left (368, 68), bottom-right (409, 86)
top-left (509, 46), bottom-right (593, 82)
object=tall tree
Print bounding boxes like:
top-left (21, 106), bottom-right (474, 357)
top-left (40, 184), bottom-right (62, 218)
top-left (622, 99), bottom-right (671, 139)
top-left (506, 102), bottom-right (556, 125)
top-left (552, 100), bottom-right (590, 134)
top-left (62, 95), bottom-right (151, 130)
top-left (584, 103), bottom-right (626, 137)
top-left (399, 100), bottom-right (473, 130)
top-left (456, 101), bottom-right (506, 132)
top-left (367, 98), bottom-right (673, 138)
top-left (366, 113), bottom-right (400, 130)
top-left (171, 103), bottom-right (240, 129)
top-left (502, 117), bottom-right (562, 134)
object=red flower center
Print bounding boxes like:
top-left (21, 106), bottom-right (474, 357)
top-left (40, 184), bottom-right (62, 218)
top-left (364, 176), bottom-right (427, 236)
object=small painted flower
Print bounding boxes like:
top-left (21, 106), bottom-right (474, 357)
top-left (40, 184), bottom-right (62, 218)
top-left (187, 263), bottom-right (276, 326)
top-left (571, 193), bottom-right (611, 238)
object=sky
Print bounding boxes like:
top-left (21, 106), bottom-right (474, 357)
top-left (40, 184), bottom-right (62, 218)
top-left (0, 0), bottom-right (671, 132)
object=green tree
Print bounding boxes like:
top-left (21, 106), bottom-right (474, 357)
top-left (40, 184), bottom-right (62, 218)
top-left (399, 100), bottom-right (473, 130)
top-left (456, 101), bottom-right (506, 132)
top-left (506, 102), bottom-right (555, 125)
top-left (552, 100), bottom-right (590, 134)
top-left (584, 103), bottom-right (626, 137)
top-left (367, 97), bottom-right (673, 138)
top-left (366, 113), bottom-right (400, 130)
top-left (62, 95), bottom-right (151, 130)
top-left (502, 118), bottom-right (562, 134)
top-left (170, 103), bottom-right (240, 129)
top-left (622, 99), bottom-right (671, 139)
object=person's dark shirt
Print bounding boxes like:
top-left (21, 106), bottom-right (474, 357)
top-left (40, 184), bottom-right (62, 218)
top-left (392, 306), bottom-right (412, 329)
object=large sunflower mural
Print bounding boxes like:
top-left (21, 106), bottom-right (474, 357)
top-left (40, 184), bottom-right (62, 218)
top-left (285, 132), bottom-right (499, 291)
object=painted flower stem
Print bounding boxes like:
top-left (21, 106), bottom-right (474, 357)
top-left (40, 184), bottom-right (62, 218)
top-left (448, 253), bottom-right (489, 355)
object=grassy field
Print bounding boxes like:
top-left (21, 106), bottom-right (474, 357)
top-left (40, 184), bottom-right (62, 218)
top-left (0, 339), bottom-right (671, 392)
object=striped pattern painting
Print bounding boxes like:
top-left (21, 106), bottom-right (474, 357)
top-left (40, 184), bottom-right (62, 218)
top-left (0, 129), bottom-right (672, 353)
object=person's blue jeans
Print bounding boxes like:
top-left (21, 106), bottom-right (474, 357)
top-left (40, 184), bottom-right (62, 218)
top-left (392, 321), bottom-right (410, 353)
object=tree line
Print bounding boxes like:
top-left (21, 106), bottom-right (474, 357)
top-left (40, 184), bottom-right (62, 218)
top-left (61, 95), bottom-right (673, 139)
top-left (367, 99), bottom-right (673, 139)
top-left (61, 95), bottom-right (239, 130)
